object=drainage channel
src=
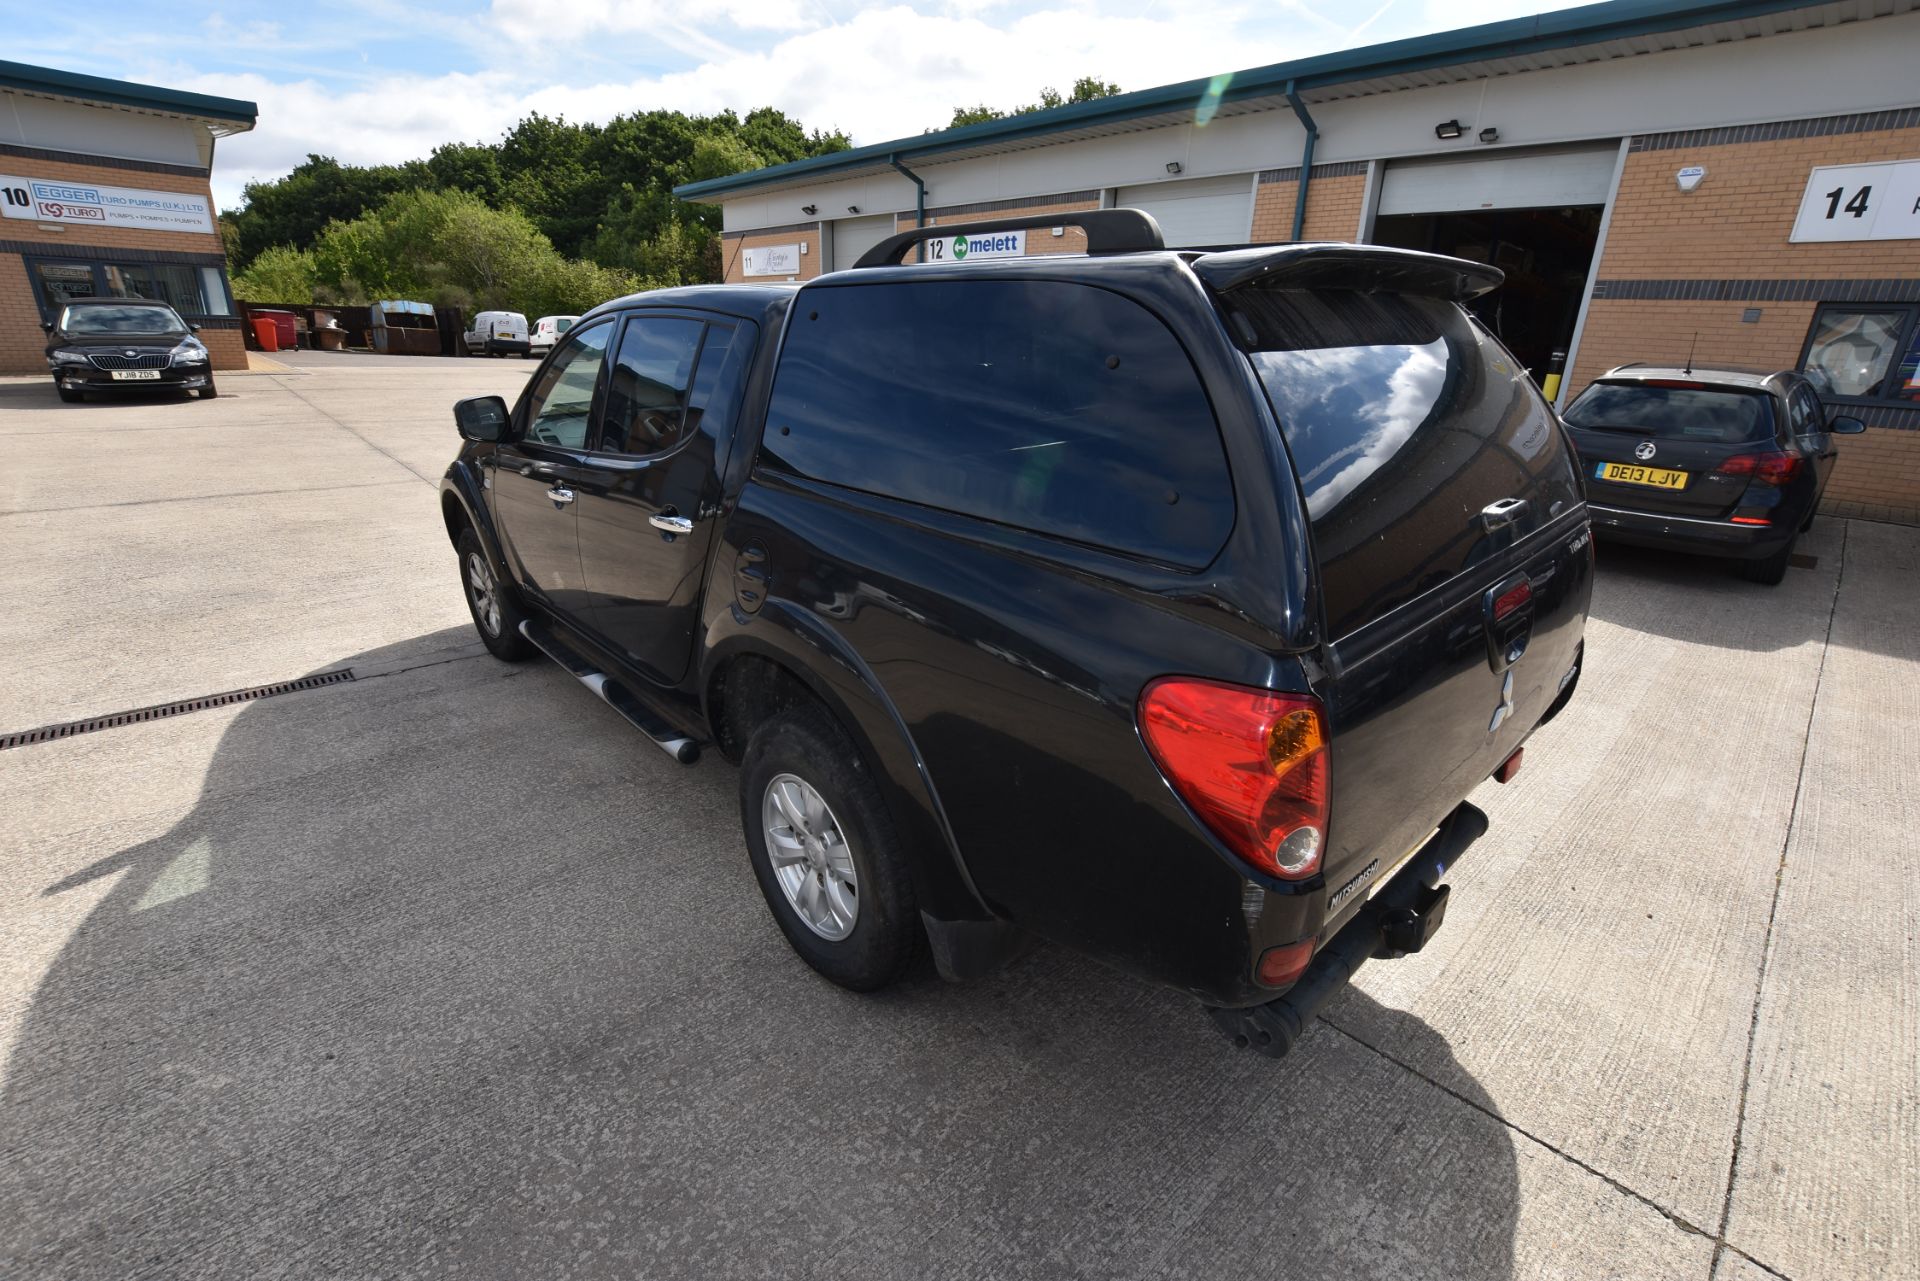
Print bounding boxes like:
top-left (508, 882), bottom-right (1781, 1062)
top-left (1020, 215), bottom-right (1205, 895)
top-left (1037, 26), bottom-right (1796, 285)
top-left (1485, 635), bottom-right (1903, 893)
top-left (1, 669), bottom-right (356, 751)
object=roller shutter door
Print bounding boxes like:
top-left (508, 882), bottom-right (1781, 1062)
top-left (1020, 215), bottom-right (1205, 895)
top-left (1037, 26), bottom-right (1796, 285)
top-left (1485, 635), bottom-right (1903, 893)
top-left (830, 214), bottom-right (896, 270)
top-left (1379, 143), bottom-right (1618, 216)
top-left (1116, 174), bottom-right (1253, 248)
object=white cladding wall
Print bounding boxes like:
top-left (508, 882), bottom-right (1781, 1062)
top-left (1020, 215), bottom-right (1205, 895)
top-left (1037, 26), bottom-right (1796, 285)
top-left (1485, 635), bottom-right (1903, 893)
top-left (1378, 143), bottom-right (1620, 215)
top-left (720, 10), bottom-right (1920, 233)
top-left (0, 93), bottom-right (209, 168)
top-left (1115, 173), bottom-right (1254, 246)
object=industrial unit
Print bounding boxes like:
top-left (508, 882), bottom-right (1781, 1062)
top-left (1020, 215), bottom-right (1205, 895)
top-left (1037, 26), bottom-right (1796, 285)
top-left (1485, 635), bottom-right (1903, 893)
top-left (0, 61), bottom-right (256, 377)
top-left (679, 0), bottom-right (1920, 524)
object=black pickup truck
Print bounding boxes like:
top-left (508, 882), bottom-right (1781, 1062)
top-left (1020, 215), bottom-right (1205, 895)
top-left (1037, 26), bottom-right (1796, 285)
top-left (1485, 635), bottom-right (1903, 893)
top-left (440, 211), bottom-right (1590, 1056)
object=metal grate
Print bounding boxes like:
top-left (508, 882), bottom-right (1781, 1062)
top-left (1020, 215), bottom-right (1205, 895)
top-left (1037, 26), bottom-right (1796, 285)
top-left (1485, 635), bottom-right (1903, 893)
top-left (1, 669), bottom-right (355, 750)
top-left (87, 352), bottom-right (170, 370)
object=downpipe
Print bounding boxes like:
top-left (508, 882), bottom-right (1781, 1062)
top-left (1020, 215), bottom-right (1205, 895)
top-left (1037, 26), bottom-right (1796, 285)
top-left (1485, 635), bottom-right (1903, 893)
top-left (1207, 801), bottom-right (1489, 1058)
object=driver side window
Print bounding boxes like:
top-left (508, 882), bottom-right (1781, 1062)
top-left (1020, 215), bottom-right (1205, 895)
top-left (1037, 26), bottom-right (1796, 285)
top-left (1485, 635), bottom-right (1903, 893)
top-left (523, 322), bottom-right (612, 447)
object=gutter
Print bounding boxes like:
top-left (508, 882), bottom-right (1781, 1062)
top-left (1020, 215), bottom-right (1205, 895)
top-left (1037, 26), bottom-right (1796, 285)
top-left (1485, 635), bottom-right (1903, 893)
top-left (889, 155), bottom-right (927, 265)
top-left (1283, 80), bottom-right (1318, 243)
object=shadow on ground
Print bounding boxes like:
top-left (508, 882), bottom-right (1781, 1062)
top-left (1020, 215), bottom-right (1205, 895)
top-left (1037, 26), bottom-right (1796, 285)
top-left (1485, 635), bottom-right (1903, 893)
top-left (2, 631), bottom-right (1521, 1279)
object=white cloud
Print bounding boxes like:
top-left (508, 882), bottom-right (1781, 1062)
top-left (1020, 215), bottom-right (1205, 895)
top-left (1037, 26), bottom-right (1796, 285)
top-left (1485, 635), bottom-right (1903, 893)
top-left (184, 0), bottom-right (1577, 210)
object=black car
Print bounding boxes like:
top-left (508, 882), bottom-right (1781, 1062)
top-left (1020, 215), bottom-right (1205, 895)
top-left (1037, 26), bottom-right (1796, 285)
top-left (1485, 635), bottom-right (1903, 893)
top-left (439, 212), bottom-right (1591, 1055)
top-left (43, 298), bottom-right (219, 402)
top-left (1562, 365), bottom-right (1864, 584)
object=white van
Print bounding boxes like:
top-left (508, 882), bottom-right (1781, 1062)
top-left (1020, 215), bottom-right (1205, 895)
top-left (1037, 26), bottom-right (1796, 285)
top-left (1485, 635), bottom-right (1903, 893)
top-left (464, 310), bottom-right (529, 357)
top-left (529, 315), bottom-right (578, 357)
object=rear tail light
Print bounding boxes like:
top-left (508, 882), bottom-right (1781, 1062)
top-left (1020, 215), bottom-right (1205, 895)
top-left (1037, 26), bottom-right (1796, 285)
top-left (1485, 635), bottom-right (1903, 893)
top-left (1138, 677), bottom-right (1330, 880)
top-left (1730, 515), bottom-right (1772, 526)
top-left (1491, 580), bottom-right (1533, 622)
top-left (1716, 452), bottom-right (1802, 484)
top-left (1493, 748), bottom-right (1524, 784)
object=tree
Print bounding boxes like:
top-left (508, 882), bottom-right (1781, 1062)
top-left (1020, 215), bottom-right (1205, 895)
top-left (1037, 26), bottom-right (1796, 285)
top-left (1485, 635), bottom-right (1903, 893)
top-left (230, 245), bottom-right (318, 303)
top-left (938, 76), bottom-right (1125, 131)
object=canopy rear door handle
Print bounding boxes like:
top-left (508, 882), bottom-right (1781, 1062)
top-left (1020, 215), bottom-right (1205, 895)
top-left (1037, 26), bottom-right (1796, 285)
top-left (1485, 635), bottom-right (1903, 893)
top-left (1480, 497), bottom-right (1528, 531)
top-left (649, 512), bottom-right (694, 535)
top-left (547, 486), bottom-right (575, 506)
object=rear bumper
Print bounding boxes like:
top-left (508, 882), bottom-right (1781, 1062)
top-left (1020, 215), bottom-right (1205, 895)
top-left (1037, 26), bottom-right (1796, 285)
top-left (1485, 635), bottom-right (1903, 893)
top-left (1588, 503), bottom-right (1792, 560)
top-left (480, 338), bottom-right (529, 355)
top-left (1208, 802), bottom-right (1489, 1055)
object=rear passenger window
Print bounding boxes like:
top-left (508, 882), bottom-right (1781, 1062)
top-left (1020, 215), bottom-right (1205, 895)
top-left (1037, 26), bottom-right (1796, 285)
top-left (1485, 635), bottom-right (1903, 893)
top-left (761, 280), bottom-right (1234, 567)
top-left (600, 316), bottom-right (704, 455)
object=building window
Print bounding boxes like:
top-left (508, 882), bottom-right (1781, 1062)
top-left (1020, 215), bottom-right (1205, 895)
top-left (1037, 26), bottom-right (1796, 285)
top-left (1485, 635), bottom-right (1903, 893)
top-left (1799, 304), bottom-right (1920, 404)
top-left (23, 256), bottom-right (233, 322)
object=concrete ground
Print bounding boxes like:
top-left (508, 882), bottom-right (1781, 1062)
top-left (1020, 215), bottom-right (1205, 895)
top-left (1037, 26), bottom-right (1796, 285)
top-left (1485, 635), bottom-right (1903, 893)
top-left (0, 359), bottom-right (1914, 1281)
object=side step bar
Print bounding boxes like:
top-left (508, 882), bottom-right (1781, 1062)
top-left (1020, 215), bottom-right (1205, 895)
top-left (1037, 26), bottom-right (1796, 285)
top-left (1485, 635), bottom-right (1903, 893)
top-left (1207, 802), bottom-right (1490, 1058)
top-left (518, 619), bottom-right (701, 765)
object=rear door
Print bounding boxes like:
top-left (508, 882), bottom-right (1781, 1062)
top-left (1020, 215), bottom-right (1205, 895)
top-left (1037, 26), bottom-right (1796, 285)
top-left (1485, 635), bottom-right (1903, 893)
top-left (571, 312), bottom-right (752, 684)
top-left (1219, 280), bottom-right (1590, 893)
top-left (1562, 379), bottom-right (1782, 518)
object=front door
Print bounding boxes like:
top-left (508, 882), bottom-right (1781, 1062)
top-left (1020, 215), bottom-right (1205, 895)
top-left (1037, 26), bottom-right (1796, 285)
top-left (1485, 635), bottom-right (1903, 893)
top-left (489, 319), bottom-right (614, 620)
top-left (572, 313), bottom-right (751, 684)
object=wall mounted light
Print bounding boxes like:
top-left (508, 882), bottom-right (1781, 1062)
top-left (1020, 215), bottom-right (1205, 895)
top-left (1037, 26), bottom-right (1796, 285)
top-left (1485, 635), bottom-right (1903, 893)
top-left (1165, 161), bottom-right (1183, 175)
top-left (846, 205), bottom-right (860, 213)
top-left (801, 204), bottom-right (817, 215)
top-left (1478, 127), bottom-right (1500, 144)
top-left (1435, 120), bottom-right (1464, 139)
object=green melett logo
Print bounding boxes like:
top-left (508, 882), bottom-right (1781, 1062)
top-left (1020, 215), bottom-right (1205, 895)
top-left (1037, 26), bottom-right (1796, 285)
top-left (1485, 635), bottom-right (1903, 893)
top-left (951, 235), bottom-right (968, 260)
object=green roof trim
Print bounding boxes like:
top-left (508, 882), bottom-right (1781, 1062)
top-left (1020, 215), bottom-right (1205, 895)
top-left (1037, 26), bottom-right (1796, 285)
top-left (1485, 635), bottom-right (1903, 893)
top-left (674, 0), bottom-right (1833, 202)
top-left (0, 59), bottom-right (257, 126)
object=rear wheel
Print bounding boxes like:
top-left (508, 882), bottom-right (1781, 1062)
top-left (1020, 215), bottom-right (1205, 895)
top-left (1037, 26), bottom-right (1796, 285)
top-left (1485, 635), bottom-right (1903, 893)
top-left (456, 526), bottom-right (534, 660)
top-left (1741, 536), bottom-right (1796, 586)
top-left (739, 707), bottom-right (919, 991)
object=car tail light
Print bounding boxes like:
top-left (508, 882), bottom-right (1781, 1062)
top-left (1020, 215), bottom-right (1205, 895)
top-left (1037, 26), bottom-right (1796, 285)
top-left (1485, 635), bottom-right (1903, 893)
top-left (1256, 939), bottom-right (1316, 988)
top-left (1716, 452), bottom-right (1802, 484)
top-left (1730, 515), bottom-right (1772, 526)
top-left (1491, 580), bottom-right (1533, 622)
top-left (1138, 678), bottom-right (1330, 880)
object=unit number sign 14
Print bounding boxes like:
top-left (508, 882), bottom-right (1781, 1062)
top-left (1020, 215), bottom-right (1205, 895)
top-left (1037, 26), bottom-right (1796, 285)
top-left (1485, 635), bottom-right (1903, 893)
top-left (1789, 159), bottom-right (1920, 243)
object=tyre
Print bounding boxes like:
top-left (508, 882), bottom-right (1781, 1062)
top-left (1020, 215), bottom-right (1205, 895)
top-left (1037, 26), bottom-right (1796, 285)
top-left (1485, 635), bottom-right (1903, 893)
top-left (456, 526), bottom-right (535, 660)
top-left (739, 707), bottom-right (920, 991)
top-left (197, 378), bottom-right (219, 400)
top-left (56, 384), bottom-right (82, 403)
top-left (1741, 536), bottom-right (1796, 586)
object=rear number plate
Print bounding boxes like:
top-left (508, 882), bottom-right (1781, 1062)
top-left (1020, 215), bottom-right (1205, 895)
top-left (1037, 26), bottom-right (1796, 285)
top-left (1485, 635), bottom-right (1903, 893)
top-left (1596, 461), bottom-right (1686, 489)
top-left (110, 370), bottom-right (161, 381)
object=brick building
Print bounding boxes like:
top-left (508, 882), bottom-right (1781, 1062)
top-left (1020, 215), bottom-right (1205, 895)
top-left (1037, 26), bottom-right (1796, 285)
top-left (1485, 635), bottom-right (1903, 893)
top-left (679, 0), bottom-right (1920, 523)
top-left (1, 61), bottom-right (257, 376)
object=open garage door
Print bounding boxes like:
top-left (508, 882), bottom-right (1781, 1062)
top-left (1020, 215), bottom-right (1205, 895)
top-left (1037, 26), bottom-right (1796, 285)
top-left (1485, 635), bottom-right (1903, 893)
top-left (1116, 174), bottom-right (1253, 248)
top-left (829, 214), bottom-right (895, 271)
top-left (1379, 143), bottom-right (1617, 215)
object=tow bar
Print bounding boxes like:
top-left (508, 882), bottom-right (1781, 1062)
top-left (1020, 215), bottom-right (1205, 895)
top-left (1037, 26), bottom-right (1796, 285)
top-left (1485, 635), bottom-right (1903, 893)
top-left (1207, 802), bottom-right (1489, 1058)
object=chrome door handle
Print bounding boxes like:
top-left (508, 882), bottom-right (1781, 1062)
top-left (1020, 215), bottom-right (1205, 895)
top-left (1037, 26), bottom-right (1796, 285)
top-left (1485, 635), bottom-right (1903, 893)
top-left (1480, 497), bottom-right (1528, 530)
top-left (547, 486), bottom-right (575, 505)
top-left (649, 513), bottom-right (694, 534)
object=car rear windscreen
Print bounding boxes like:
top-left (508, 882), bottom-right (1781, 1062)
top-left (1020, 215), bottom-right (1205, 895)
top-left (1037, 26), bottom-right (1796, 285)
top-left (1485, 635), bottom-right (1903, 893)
top-left (1562, 382), bottom-right (1775, 444)
top-left (1227, 287), bottom-right (1579, 638)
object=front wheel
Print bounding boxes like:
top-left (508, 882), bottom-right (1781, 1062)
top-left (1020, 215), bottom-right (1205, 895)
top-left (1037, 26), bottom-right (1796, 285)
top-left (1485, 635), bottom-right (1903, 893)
top-left (196, 378), bottom-right (219, 400)
top-left (456, 527), bottom-right (534, 660)
top-left (56, 383), bottom-right (83, 403)
top-left (739, 708), bottom-right (920, 991)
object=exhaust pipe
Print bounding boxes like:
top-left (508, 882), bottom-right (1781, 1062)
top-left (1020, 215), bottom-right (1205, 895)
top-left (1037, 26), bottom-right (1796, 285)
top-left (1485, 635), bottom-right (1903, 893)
top-left (1207, 802), bottom-right (1488, 1058)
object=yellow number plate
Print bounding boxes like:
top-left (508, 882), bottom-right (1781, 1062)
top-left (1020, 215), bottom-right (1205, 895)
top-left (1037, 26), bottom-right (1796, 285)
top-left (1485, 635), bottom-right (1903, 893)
top-left (1596, 462), bottom-right (1687, 489)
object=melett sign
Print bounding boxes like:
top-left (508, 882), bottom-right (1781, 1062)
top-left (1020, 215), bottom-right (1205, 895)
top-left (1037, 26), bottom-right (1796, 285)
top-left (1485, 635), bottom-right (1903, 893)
top-left (0, 173), bottom-right (214, 234)
top-left (921, 230), bottom-right (1027, 263)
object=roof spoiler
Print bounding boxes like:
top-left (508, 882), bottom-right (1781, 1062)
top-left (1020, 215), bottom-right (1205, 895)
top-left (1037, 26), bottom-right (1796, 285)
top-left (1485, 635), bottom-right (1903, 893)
top-left (852, 208), bottom-right (1165, 268)
top-left (1191, 243), bottom-right (1503, 301)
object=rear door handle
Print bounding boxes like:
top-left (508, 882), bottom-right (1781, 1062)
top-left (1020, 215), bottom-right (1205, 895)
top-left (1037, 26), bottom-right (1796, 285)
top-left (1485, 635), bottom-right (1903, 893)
top-left (547, 486), bottom-right (575, 506)
top-left (649, 512), bottom-right (694, 534)
top-left (1480, 497), bottom-right (1528, 530)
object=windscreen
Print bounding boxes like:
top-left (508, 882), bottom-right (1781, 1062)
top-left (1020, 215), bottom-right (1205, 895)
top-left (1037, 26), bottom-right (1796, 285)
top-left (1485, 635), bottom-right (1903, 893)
top-left (1562, 382), bottom-right (1775, 444)
top-left (60, 305), bottom-right (186, 336)
top-left (1229, 287), bottom-right (1578, 638)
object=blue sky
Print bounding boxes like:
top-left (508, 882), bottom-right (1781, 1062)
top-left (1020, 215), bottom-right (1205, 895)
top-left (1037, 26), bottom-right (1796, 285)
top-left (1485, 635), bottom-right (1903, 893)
top-left (8, 0), bottom-right (1582, 211)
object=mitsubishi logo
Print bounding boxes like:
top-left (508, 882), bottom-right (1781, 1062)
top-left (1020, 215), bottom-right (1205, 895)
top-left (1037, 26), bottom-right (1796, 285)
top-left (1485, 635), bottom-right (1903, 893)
top-left (1489, 671), bottom-right (1515, 733)
top-left (1634, 440), bottom-right (1657, 461)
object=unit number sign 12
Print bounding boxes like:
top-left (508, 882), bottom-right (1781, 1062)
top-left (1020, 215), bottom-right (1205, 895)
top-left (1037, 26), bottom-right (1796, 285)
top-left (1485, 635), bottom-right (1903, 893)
top-left (1790, 159), bottom-right (1920, 242)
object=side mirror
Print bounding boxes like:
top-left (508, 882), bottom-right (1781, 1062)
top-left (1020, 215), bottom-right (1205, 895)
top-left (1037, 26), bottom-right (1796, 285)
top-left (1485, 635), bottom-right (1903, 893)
top-left (1829, 415), bottom-right (1866, 435)
top-left (189, 323), bottom-right (200, 333)
top-left (40, 320), bottom-right (54, 333)
top-left (454, 395), bottom-right (511, 442)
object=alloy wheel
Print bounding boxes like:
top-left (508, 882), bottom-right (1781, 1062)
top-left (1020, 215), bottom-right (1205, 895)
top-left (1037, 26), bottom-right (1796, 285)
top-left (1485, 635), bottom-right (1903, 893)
top-left (762, 773), bottom-right (859, 940)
